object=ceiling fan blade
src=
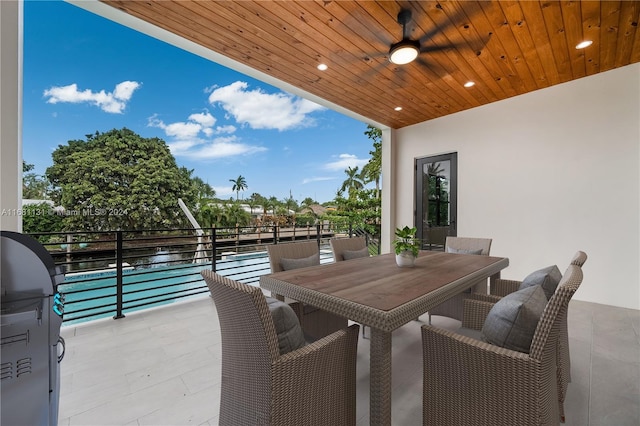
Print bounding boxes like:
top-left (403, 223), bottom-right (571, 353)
top-left (358, 60), bottom-right (391, 82)
top-left (417, 4), bottom-right (472, 46)
top-left (415, 57), bottom-right (449, 79)
top-left (420, 41), bottom-right (474, 54)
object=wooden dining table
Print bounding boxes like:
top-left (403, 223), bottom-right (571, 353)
top-left (260, 250), bottom-right (509, 426)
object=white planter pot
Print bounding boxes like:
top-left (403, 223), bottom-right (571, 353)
top-left (395, 251), bottom-right (417, 267)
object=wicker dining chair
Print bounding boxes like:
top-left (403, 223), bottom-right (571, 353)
top-left (427, 236), bottom-right (492, 323)
top-left (267, 240), bottom-right (348, 340)
top-left (329, 236), bottom-right (369, 262)
top-left (201, 270), bottom-right (359, 426)
top-left (422, 264), bottom-right (583, 426)
top-left (479, 250), bottom-right (588, 422)
top-left (490, 250), bottom-right (588, 297)
top-left (330, 236), bottom-right (370, 338)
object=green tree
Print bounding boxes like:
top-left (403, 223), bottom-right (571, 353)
top-left (22, 161), bottom-right (49, 199)
top-left (268, 196), bottom-right (280, 215)
top-left (339, 166), bottom-right (364, 199)
top-left (229, 175), bottom-right (248, 200)
top-left (325, 189), bottom-right (381, 236)
top-left (248, 193), bottom-right (267, 216)
top-left (426, 163), bottom-right (449, 226)
top-left (224, 201), bottom-right (251, 227)
top-left (328, 125), bottom-right (382, 237)
top-left (282, 192), bottom-right (298, 213)
top-left (204, 203), bottom-right (229, 228)
top-left (190, 177), bottom-right (216, 228)
top-left (46, 128), bottom-right (196, 231)
top-left (360, 125), bottom-right (382, 199)
top-left (247, 192), bottom-right (265, 217)
top-left (301, 197), bottom-right (317, 209)
top-left (245, 198), bottom-right (257, 217)
top-left (21, 202), bottom-right (64, 240)
top-left (191, 176), bottom-right (216, 200)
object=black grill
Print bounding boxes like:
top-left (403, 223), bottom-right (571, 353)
top-left (1, 231), bottom-right (65, 425)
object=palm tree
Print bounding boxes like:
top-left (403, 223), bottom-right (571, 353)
top-left (224, 201), bottom-right (251, 227)
top-left (361, 125), bottom-right (382, 199)
top-left (203, 203), bottom-right (228, 228)
top-left (282, 191), bottom-right (298, 214)
top-left (229, 175), bottom-right (248, 200)
top-left (268, 196), bottom-right (280, 215)
top-left (246, 198), bottom-right (257, 217)
top-left (262, 197), bottom-right (273, 217)
top-left (301, 197), bottom-right (316, 208)
top-left (192, 176), bottom-right (216, 200)
top-left (339, 166), bottom-right (364, 199)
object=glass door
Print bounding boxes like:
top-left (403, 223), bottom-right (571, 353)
top-left (415, 152), bottom-right (457, 251)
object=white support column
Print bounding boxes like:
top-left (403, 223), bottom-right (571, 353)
top-left (0, 0), bottom-right (23, 232)
top-left (380, 127), bottom-right (396, 254)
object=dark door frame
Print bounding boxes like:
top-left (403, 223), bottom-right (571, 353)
top-left (415, 152), bottom-right (458, 250)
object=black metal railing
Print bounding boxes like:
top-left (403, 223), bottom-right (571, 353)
top-left (29, 222), bottom-right (379, 325)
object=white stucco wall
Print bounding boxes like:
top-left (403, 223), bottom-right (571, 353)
top-left (0, 0), bottom-right (23, 232)
top-left (393, 64), bottom-right (640, 310)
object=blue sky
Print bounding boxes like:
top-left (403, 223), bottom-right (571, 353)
top-left (23, 0), bottom-right (374, 204)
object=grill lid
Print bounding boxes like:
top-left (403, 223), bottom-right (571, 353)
top-left (1, 231), bottom-right (63, 297)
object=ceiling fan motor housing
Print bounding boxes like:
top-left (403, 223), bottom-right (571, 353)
top-left (389, 9), bottom-right (420, 64)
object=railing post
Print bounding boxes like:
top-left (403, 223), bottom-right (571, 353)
top-left (114, 231), bottom-right (125, 319)
top-left (211, 227), bottom-right (217, 273)
top-left (316, 223), bottom-right (321, 248)
top-left (65, 233), bottom-right (72, 263)
top-left (273, 225), bottom-right (278, 244)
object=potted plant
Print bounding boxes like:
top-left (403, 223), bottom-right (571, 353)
top-left (393, 226), bottom-right (420, 267)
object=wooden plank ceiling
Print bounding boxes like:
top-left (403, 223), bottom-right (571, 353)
top-left (101, 0), bottom-right (640, 129)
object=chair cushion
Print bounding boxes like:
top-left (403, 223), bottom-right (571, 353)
top-left (447, 247), bottom-right (483, 255)
top-left (280, 253), bottom-right (320, 271)
top-left (481, 285), bottom-right (547, 353)
top-left (342, 247), bottom-right (370, 260)
top-left (518, 265), bottom-right (562, 300)
top-left (265, 297), bottom-right (306, 355)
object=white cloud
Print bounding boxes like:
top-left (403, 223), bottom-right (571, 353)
top-left (215, 125), bottom-right (237, 134)
top-left (149, 111), bottom-right (265, 160)
top-left (324, 154), bottom-right (368, 172)
top-left (302, 177), bottom-right (337, 184)
top-left (212, 186), bottom-right (235, 197)
top-left (112, 81), bottom-right (140, 101)
top-left (208, 81), bottom-right (325, 131)
top-left (168, 136), bottom-right (267, 160)
top-left (43, 81), bottom-right (140, 114)
top-left (189, 111), bottom-right (216, 127)
top-left (148, 111), bottom-right (216, 139)
top-left (167, 122), bottom-right (203, 139)
top-left (165, 139), bottom-right (200, 153)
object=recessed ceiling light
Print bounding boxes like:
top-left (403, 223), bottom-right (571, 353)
top-left (394, 106), bottom-right (403, 111)
top-left (317, 63), bottom-right (328, 71)
top-left (464, 81), bottom-right (475, 88)
top-left (576, 40), bottom-right (593, 49)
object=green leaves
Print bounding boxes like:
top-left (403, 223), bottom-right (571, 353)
top-left (393, 226), bottom-right (420, 256)
top-left (229, 175), bottom-right (248, 200)
top-left (22, 161), bottom-right (49, 199)
top-left (46, 128), bottom-right (197, 231)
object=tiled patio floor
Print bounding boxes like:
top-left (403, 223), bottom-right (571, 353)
top-left (58, 296), bottom-right (640, 425)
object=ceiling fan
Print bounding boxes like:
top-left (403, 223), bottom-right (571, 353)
top-left (384, 7), bottom-right (487, 67)
top-left (388, 10), bottom-right (421, 65)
